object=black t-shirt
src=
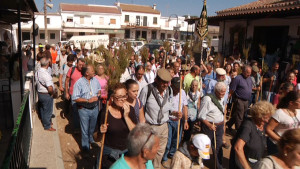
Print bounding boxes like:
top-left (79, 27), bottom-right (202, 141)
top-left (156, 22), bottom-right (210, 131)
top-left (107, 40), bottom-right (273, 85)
top-left (101, 106), bottom-right (137, 151)
top-left (263, 71), bottom-right (278, 92)
top-left (229, 119), bottom-right (266, 169)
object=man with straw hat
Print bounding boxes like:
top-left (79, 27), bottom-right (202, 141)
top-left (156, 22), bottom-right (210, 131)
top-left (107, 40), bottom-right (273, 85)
top-left (198, 82), bottom-right (227, 169)
top-left (139, 68), bottom-right (182, 169)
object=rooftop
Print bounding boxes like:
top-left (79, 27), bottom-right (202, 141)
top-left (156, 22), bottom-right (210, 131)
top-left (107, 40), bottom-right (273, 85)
top-left (215, 0), bottom-right (300, 17)
top-left (60, 3), bottom-right (121, 14)
top-left (119, 3), bottom-right (160, 15)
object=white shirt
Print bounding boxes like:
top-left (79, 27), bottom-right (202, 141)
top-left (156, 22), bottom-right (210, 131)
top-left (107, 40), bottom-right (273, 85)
top-left (198, 95), bottom-right (224, 123)
top-left (59, 64), bottom-right (71, 89)
top-left (56, 54), bottom-right (68, 70)
top-left (144, 70), bottom-right (155, 84)
top-left (35, 67), bottom-right (54, 93)
top-left (151, 64), bottom-right (157, 76)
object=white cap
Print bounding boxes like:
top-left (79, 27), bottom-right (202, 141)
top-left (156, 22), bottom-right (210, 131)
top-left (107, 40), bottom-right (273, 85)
top-left (192, 134), bottom-right (211, 159)
top-left (216, 68), bottom-right (226, 75)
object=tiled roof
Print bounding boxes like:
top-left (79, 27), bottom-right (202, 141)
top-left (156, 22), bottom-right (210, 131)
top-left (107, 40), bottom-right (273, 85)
top-left (216, 0), bottom-right (300, 16)
top-left (119, 3), bottom-right (160, 14)
top-left (60, 3), bottom-right (121, 14)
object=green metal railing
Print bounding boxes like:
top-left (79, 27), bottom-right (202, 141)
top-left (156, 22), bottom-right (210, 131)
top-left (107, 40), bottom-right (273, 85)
top-left (1, 91), bottom-right (32, 169)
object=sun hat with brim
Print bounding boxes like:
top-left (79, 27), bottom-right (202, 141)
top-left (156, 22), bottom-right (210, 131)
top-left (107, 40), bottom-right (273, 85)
top-left (216, 68), bottom-right (226, 75)
top-left (192, 134), bottom-right (211, 160)
top-left (252, 65), bottom-right (259, 73)
top-left (157, 68), bottom-right (172, 82)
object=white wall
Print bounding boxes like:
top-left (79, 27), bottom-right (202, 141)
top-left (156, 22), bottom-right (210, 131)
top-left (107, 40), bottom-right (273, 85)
top-left (121, 11), bottom-right (161, 28)
top-left (61, 12), bottom-right (121, 29)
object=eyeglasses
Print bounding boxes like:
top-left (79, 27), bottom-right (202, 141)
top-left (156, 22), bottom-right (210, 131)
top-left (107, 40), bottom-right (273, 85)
top-left (141, 132), bottom-right (153, 149)
top-left (114, 95), bottom-right (128, 101)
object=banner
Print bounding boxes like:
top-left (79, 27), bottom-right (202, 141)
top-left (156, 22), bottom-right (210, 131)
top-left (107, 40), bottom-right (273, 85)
top-left (196, 0), bottom-right (208, 40)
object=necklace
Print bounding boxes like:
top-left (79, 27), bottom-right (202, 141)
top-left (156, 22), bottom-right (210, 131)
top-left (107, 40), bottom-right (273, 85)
top-left (287, 109), bottom-right (299, 128)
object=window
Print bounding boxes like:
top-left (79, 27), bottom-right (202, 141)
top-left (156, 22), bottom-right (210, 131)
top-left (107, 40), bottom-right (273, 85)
top-left (125, 29), bottom-right (130, 39)
top-left (151, 31), bottom-right (157, 39)
top-left (40, 33), bottom-right (45, 39)
top-left (165, 20), bottom-right (169, 27)
top-left (79, 32), bottom-right (85, 36)
top-left (99, 17), bottom-right (104, 25)
top-left (80, 16), bottom-right (84, 24)
top-left (67, 17), bottom-right (73, 22)
top-left (67, 33), bottom-right (73, 39)
top-left (167, 34), bottom-right (172, 38)
top-left (50, 33), bottom-right (55, 39)
top-left (125, 15), bottom-right (129, 22)
top-left (153, 17), bottom-right (157, 24)
top-left (213, 36), bottom-right (218, 39)
top-left (110, 19), bottom-right (116, 25)
top-left (22, 32), bottom-right (30, 41)
top-left (136, 16), bottom-right (140, 26)
top-left (47, 18), bottom-right (50, 24)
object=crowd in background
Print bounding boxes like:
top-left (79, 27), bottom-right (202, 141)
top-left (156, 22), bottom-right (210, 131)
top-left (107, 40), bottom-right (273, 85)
top-left (32, 41), bottom-right (300, 169)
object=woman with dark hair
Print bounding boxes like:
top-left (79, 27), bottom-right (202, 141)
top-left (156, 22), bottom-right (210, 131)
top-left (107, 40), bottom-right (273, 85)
top-left (266, 91), bottom-right (300, 155)
top-left (273, 82), bottom-right (294, 108)
top-left (258, 128), bottom-right (300, 169)
top-left (124, 79), bottom-right (145, 123)
top-left (100, 83), bottom-right (137, 169)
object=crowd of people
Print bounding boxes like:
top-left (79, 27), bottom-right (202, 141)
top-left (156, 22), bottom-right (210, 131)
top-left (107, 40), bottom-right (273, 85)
top-left (34, 41), bottom-right (300, 169)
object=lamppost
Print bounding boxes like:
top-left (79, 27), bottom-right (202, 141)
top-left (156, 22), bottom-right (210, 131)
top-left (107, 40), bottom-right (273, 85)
top-left (168, 14), bottom-right (181, 39)
top-left (44, 0), bottom-right (53, 44)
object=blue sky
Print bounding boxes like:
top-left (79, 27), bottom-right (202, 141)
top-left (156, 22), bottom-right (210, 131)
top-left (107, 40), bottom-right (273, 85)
top-left (36, 0), bottom-right (256, 16)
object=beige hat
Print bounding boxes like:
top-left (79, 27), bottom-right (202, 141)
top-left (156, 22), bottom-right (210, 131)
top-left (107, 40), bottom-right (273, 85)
top-left (209, 57), bottom-right (214, 61)
top-left (216, 68), bottom-right (226, 75)
top-left (157, 68), bottom-right (172, 82)
top-left (252, 65), bottom-right (259, 73)
top-left (51, 44), bottom-right (56, 47)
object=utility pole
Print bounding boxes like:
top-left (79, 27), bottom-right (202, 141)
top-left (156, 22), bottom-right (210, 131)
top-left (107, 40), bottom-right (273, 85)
top-left (44, 0), bottom-right (48, 44)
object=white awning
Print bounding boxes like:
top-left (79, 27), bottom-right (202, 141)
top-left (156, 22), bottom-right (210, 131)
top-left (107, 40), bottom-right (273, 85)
top-left (63, 28), bottom-right (95, 33)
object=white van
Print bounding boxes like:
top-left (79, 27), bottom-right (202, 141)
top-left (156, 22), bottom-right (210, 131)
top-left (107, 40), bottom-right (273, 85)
top-left (68, 35), bottom-right (109, 49)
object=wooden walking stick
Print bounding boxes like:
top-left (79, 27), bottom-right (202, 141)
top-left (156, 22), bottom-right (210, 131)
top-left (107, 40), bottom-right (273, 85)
top-left (176, 74), bottom-right (183, 149)
top-left (98, 98), bottom-right (111, 169)
top-left (213, 122), bottom-right (217, 169)
top-left (267, 78), bottom-right (274, 102)
top-left (255, 76), bottom-right (263, 103)
top-left (228, 102), bottom-right (234, 120)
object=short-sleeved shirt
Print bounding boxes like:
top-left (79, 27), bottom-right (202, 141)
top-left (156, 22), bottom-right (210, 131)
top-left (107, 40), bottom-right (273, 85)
top-left (230, 74), bottom-right (252, 100)
top-left (198, 94), bottom-right (224, 123)
top-left (170, 89), bottom-right (188, 120)
top-left (110, 154), bottom-right (154, 169)
top-left (101, 107), bottom-right (137, 150)
top-left (35, 67), bottom-right (54, 93)
top-left (95, 75), bottom-right (108, 98)
top-left (183, 73), bottom-right (201, 94)
top-left (272, 109), bottom-right (300, 140)
top-left (230, 119), bottom-right (266, 168)
top-left (59, 64), bottom-right (71, 89)
top-left (139, 84), bottom-right (176, 125)
top-left (66, 67), bottom-right (82, 95)
top-left (56, 54), bottom-right (68, 70)
top-left (72, 77), bottom-right (101, 101)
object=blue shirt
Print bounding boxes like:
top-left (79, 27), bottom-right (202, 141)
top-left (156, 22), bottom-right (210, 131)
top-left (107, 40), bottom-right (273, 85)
top-left (206, 79), bottom-right (229, 104)
top-left (230, 74), bottom-right (252, 100)
top-left (72, 77), bottom-right (101, 101)
top-left (110, 154), bottom-right (154, 169)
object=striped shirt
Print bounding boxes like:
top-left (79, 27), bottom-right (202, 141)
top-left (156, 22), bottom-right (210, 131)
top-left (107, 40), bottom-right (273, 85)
top-left (35, 67), bottom-right (54, 93)
top-left (72, 77), bottom-right (101, 101)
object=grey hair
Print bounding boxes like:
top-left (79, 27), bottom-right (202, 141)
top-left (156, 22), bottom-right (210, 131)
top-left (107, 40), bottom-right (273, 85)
top-left (40, 57), bottom-right (49, 67)
top-left (214, 82), bottom-right (226, 93)
top-left (127, 123), bottom-right (158, 157)
top-left (191, 79), bottom-right (199, 86)
top-left (242, 65), bottom-right (252, 72)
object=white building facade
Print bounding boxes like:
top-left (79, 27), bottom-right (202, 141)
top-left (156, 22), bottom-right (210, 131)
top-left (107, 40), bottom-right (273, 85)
top-left (60, 3), bottom-right (123, 41)
top-left (19, 13), bottom-right (62, 45)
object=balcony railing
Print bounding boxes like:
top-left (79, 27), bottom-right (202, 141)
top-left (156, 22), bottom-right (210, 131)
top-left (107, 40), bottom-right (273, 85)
top-left (1, 91), bottom-right (32, 169)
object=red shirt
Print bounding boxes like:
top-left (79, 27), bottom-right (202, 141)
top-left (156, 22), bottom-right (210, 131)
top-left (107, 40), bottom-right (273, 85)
top-left (66, 67), bottom-right (82, 95)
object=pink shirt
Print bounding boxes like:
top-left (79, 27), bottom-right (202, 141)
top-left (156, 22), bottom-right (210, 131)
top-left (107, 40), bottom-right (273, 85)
top-left (95, 75), bottom-right (108, 98)
top-left (66, 67), bottom-right (82, 95)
